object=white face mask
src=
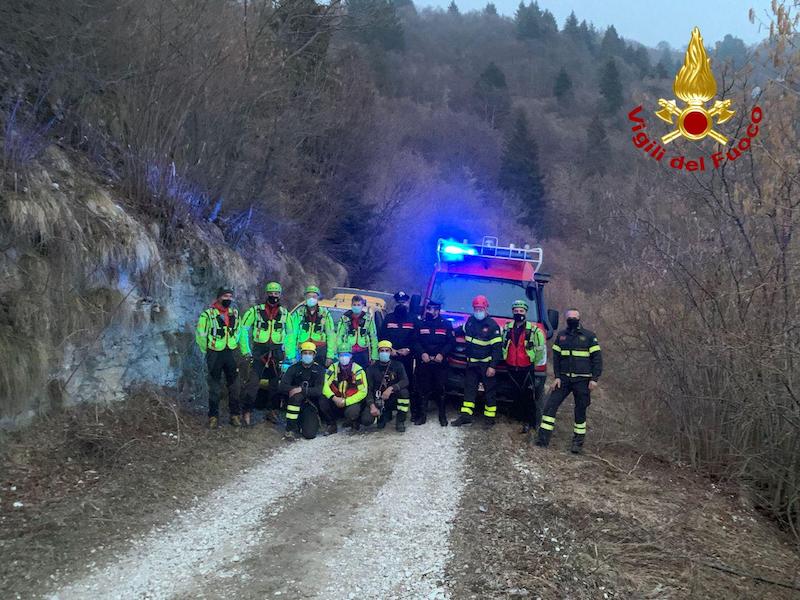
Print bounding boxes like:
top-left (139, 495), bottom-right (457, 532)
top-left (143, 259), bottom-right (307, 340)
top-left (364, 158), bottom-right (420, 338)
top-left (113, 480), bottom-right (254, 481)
top-left (338, 355), bottom-right (352, 366)
top-left (474, 310), bottom-right (486, 320)
top-left (379, 351), bottom-right (391, 363)
top-left (306, 297), bottom-right (318, 307)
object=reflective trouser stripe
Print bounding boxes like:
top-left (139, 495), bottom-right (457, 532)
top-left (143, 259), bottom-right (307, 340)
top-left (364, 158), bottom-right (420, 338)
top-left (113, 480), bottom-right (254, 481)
top-left (540, 415), bottom-right (555, 430)
top-left (286, 405), bottom-right (300, 420)
top-left (539, 421), bottom-right (554, 430)
top-left (589, 345), bottom-right (601, 353)
top-left (397, 398), bottom-right (410, 413)
top-left (574, 422), bottom-right (586, 434)
top-left (484, 405), bottom-right (496, 418)
top-left (461, 400), bottom-right (475, 415)
top-left (541, 415), bottom-right (556, 423)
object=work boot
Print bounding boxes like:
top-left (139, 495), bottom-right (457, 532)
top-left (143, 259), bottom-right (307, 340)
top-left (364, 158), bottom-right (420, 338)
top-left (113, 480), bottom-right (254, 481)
top-left (323, 423), bottom-right (338, 436)
top-left (242, 411), bottom-right (252, 427)
top-left (414, 414), bottom-right (427, 426)
top-left (535, 428), bottom-right (552, 448)
top-left (208, 416), bottom-right (219, 429)
top-left (571, 435), bottom-right (585, 454)
top-left (520, 423), bottom-right (531, 434)
top-left (230, 415), bottom-right (242, 428)
top-left (483, 418), bottom-right (496, 430)
top-left (439, 413), bottom-right (448, 427)
top-left (396, 419), bottom-right (406, 433)
top-left (283, 430), bottom-right (298, 442)
top-left (450, 414), bottom-right (473, 427)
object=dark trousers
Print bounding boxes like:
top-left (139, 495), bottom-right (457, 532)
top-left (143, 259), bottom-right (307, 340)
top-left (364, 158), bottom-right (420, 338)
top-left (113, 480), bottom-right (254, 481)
top-left (461, 363), bottom-right (497, 419)
top-left (286, 392), bottom-right (323, 438)
top-left (352, 350), bottom-right (370, 368)
top-left (206, 348), bottom-right (240, 418)
top-left (396, 353), bottom-right (415, 405)
top-left (378, 392), bottom-right (410, 424)
top-left (539, 378), bottom-right (591, 445)
top-left (318, 398), bottom-right (375, 427)
top-left (508, 367), bottom-right (544, 428)
top-left (415, 361), bottom-right (447, 419)
top-left (243, 343), bottom-right (283, 413)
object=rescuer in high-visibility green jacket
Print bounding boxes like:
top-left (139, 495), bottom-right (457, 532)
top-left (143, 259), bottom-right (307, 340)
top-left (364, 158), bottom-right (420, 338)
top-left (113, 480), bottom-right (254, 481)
top-left (285, 285), bottom-right (336, 366)
top-left (195, 286), bottom-right (243, 429)
top-left (239, 281), bottom-right (292, 426)
top-left (335, 295), bottom-right (378, 367)
top-left (319, 350), bottom-right (374, 434)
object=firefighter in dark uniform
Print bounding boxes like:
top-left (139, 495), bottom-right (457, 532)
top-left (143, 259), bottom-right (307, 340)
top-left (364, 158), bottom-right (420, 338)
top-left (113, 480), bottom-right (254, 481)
top-left (195, 286), bottom-right (242, 428)
top-left (536, 308), bottom-right (603, 453)
top-left (240, 282), bottom-right (291, 426)
top-left (380, 291), bottom-right (417, 417)
top-left (279, 342), bottom-right (326, 440)
top-left (367, 341), bottom-right (411, 433)
top-left (451, 295), bottom-right (503, 429)
top-left (413, 298), bottom-right (455, 426)
top-left (503, 300), bottom-right (546, 434)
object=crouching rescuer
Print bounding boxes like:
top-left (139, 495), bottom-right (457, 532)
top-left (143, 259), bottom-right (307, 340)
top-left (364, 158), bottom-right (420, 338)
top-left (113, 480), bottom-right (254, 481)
top-left (321, 350), bottom-right (373, 433)
top-left (368, 341), bottom-right (411, 433)
top-left (536, 308), bottom-right (603, 453)
top-left (195, 286), bottom-right (242, 428)
top-left (280, 342), bottom-right (325, 440)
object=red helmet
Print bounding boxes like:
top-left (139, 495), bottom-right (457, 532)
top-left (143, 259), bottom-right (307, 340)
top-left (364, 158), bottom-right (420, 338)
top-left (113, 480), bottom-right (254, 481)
top-left (472, 295), bottom-right (489, 309)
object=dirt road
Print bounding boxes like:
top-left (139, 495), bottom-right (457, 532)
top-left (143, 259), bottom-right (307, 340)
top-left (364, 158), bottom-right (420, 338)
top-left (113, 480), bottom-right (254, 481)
top-left (49, 425), bottom-right (467, 599)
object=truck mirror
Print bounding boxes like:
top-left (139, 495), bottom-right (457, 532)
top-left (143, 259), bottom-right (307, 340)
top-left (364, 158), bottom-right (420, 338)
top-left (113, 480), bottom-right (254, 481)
top-left (525, 284), bottom-right (536, 301)
top-left (547, 309), bottom-right (559, 333)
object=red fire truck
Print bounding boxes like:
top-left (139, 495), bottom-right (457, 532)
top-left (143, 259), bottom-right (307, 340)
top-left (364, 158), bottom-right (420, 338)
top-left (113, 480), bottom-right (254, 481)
top-left (415, 236), bottom-right (559, 400)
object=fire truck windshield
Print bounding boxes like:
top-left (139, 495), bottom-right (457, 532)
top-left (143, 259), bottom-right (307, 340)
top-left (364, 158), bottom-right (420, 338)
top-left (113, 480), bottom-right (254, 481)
top-left (430, 273), bottom-right (539, 320)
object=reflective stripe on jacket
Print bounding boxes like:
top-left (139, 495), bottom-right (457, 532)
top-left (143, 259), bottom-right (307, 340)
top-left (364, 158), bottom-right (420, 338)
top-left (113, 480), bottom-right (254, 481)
top-left (551, 327), bottom-right (602, 380)
top-left (463, 316), bottom-right (503, 367)
top-left (503, 321), bottom-right (546, 367)
top-left (239, 304), bottom-right (290, 355)
top-left (195, 306), bottom-right (241, 353)
top-left (285, 306), bottom-right (336, 361)
top-left (323, 362), bottom-right (368, 406)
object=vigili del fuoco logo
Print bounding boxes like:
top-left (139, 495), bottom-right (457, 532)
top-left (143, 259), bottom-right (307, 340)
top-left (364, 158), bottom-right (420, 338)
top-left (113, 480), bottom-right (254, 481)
top-left (627, 27), bottom-right (763, 172)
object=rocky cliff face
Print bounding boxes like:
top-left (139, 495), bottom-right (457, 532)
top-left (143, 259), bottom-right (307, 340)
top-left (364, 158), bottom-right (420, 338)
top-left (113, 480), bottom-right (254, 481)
top-left (0, 147), bottom-right (346, 428)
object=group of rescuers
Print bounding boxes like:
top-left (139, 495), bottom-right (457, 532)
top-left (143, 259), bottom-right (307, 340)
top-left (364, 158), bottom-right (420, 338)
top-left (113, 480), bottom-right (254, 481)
top-left (195, 283), bottom-right (602, 452)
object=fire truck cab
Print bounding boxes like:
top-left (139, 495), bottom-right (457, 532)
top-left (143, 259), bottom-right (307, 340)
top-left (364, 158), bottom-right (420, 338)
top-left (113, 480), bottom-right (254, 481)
top-left (422, 236), bottom-right (559, 399)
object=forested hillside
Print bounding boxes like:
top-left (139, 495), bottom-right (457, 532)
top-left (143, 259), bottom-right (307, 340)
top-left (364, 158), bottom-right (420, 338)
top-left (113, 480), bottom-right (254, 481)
top-left (1, 0), bottom-right (798, 543)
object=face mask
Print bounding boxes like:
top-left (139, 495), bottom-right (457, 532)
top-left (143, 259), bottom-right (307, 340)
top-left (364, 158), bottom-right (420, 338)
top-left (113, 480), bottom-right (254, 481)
top-left (306, 297), bottom-right (318, 308)
top-left (395, 305), bottom-right (408, 317)
top-left (338, 355), bottom-right (351, 366)
top-left (424, 311), bottom-right (436, 321)
top-left (352, 306), bottom-right (363, 315)
top-left (566, 317), bottom-right (580, 330)
top-left (301, 354), bottom-right (314, 365)
top-left (474, 310), bottom-right (486, 320)
top-left (379, 351), bottom-right (391, 363)
top-left (513, 313), bottom-right (526, 323)
top-left (220, 299), bottom-right (232, 308)
top-left (266, 296), bottom-right (279, 305)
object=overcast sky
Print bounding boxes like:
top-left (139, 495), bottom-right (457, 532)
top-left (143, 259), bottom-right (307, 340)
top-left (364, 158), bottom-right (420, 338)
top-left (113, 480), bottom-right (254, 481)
top-left (422, 0), bottom-right (774, 48)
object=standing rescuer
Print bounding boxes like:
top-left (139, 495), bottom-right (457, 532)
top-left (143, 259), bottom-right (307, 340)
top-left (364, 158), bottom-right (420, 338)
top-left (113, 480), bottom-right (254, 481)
top-left (451, 295), bottom-right (503, 429)
top-left (536, 308), bottom-right (603, 453)
top-left (503, 300), bottom-right (546, 434)
top-left (240, 282), bottom-right (291, 426)
top-left (368, 340), bottom-right (411, 433)
top-left (413, 298), bottom-right (454, 426)
top-left (285, 285), bottom-right (336, 367)
top-left (321, 349), bottom-right (373, 433)
top-left (279, 342), bottom-right (325, 440)
top-left (195, 286), bottom-right (242, 428)
top-left (335, 295), bottom-right (378, 368)
top-left (380, 291), bottom-right (417, 417)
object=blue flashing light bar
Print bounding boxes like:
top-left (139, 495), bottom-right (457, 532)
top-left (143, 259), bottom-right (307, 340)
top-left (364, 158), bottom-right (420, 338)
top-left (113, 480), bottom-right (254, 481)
top-left (436, 237), bottom-right (544, 270)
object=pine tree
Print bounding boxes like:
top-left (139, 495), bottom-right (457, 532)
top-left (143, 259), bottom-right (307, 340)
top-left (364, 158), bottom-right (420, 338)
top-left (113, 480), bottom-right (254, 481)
top-left (484, 2), bottom-right (498, 16)
top-left (347, 0), bottom-right (405, 51)
top-left (563, 11), bottom-right (579, 38)
top-left (600, 25), bottom-right (624, 56)
top-left (599, 59), bottom-right (623, 115)
top-left (473, 62), bottom-right (510, 126)
top-left (447, 1), bottom-right (460, 15)
top-left (585, 114), bottom-right (610, 175)
top-left (515, 2), bottom-right (542, 40)
top-left (553, 66), bottom-right (573, 103)
top-left (498, 111), bottom-right (546, 229)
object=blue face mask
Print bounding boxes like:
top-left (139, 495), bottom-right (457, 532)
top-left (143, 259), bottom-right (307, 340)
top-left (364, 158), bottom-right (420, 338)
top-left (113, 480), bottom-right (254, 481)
top-left (338, 355), bottom-right (352, 366)
top-left (379, 351), bottom-right (391, 363)
top-left (474, 310), bottom-right (486, 320)
top-left (301, 353), bottom-right (314, 365)
top-left (306, 297), bottom-right (318, 308)
top-left (352, 305), bottom-right (363, 315)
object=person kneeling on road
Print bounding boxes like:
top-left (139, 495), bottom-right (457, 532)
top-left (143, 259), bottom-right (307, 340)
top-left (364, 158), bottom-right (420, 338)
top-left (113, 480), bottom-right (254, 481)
top-left (320, 350), bottom-right (374, 434)
top-left (368, 341), bottom-right (411, 433)
top-left (279, 342), bottom-right (326, 441)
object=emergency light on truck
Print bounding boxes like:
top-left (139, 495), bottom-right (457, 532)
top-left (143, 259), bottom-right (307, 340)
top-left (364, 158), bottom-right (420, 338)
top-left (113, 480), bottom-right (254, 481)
top-left (436, 236), bottom-right (543, 274)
